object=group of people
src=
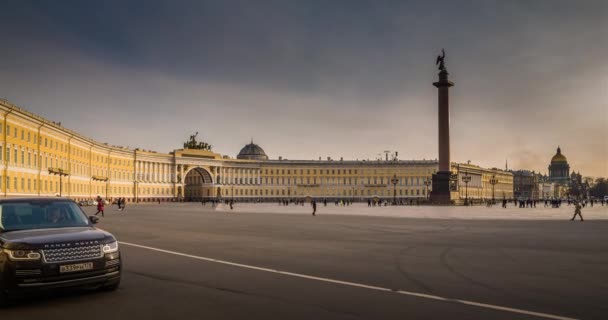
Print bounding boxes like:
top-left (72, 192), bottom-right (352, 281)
top-left (93, 196), bottom-right (126, 217)
top-left (116, 197), bottom-right (127, 211)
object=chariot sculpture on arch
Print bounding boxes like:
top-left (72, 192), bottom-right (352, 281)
top-left (183, 131), bottom-right (212, 150)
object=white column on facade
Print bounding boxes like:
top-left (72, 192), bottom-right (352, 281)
top-left (138, 161), bottom-right (142, 181)
top-left (155, 162), bottom-right (159, 182)
top-left (151, 162), bottom-right (155, 182)
top-left (172, 163), bottom-right (177, 183)
top-left (161, 163), bottom-right (165, 182)
top-left (142, 161), bottom-right (146, 181)
top-left (165, 163), bottom-right (169, 182)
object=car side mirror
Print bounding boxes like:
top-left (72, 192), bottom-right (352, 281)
top-left (89, 216), bottom-right (99, 224)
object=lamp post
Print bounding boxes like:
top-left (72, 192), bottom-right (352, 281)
top-left (462, 172), bottom-right (471, 206)
top-left (48, 167), bottom-right (70, 197)
top-left (390, 174), bottom-right (399, 205)
top-left (135, 181), bottom-right (139, 203)
top-left (423, 177), bottom-right (432, 201)
top-left (92, 175), bottom-right (109, 200)
top-left (489, 175), bottom-right (499, 205)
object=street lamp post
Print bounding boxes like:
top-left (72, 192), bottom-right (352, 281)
top-left (48, 168), bottom-right (70, 197)
top-left (423, 177), bottom-right (432, 201)
top-left (390, 174), bottom-right (399, 205)
top-left (92, 175), bottom-right (109, 200)
top-left (135, 181), bottom-right (139, 203)
top-left (462, 172), bottom-right (471, 206)
top-left (489, 175), bottom-right (499, 205)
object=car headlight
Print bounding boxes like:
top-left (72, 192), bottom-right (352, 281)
top-left (102, 241), bottom-right (119, 254)
top-left (4, 249), bottom-right (42, 261)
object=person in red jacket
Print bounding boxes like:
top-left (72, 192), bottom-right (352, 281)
top-left (95, 196), bottom-right (105, 217)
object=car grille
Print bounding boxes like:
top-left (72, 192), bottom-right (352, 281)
top-left (15, 269), bottom-right (42, 276)
top-left (42, 245), bottom-right (102, 263)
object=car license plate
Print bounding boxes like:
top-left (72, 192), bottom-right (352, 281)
top-left (60, 262), bottom-right (94, 273)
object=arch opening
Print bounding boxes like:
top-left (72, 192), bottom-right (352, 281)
top-left (184, 167), bottom-right (215, 201)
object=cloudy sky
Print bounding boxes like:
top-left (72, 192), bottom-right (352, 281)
top-left (1, 1), bottom-right (606, 176)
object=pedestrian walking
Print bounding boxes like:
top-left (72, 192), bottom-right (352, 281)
top-left (120, 198), bottom-right (126, 212)
top-left (229, 199), bottom-right (234, 210)
top-left (312, 200), bottom-right (317, 216)
top-left (571, 201), bottom-right (584, 221)
top-left (95, 196), bottom-right (105, 217)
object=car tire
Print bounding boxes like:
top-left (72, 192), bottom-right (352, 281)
top-left (0, 290), bottom-right (10, 308)
top-left (101, 280), bottom-right (121, 291)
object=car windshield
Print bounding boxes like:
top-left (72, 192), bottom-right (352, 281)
top-left (0, 200), bottom-right (90, 232)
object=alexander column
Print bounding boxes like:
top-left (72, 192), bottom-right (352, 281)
top-left (430, 49), bottom-right (454, 204)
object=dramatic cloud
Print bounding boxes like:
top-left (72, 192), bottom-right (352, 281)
top-left (0, 0), bottom-right (606, 176)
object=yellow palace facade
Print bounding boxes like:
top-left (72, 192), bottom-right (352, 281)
top-left (0, 99), bottom-right (513, 203)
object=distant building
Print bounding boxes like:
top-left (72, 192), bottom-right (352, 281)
top-left (548, 146), bottom-right (570, 185)
top-left (512, 170), bottom-right (539, 200)
top-left (512, 147), bottom-right (581, 199)
top-left (0, 98), bottom-right (513, 202)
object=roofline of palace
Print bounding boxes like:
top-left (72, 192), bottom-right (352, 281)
top-left (0, 99), bottom-right (511, 175)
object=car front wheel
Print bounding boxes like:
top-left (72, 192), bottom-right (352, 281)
top-left (101, 279), bottom-right (121, 291)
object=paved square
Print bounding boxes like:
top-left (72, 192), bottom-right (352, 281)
top-left (3, 203), bottom-right (607, 320)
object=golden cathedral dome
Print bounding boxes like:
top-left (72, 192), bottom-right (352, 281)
top-left (550, 147), bottom-right (568, 163)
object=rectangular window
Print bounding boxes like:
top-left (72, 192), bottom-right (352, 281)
top-left (6, 176), bottom-right (9, 190)
top-left (6, 125), bottom-right (9, 135)
top-left (45, 138), bottom-right (47, 147)
top-left (14, 177), bottom-right (18, 190)
top-left (21, 150), bottom-right (24, 164)
top-left (14, 149), bottom-right (17, 164)
top-left (21, 130), bottom-right (24, 140)
top-left (14, 128), bottom-right (17, 138)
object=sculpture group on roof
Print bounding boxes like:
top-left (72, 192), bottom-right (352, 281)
top-left (183, 132), bottom-right (212, 150)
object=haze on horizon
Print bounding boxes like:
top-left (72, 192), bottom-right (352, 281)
top-left (0, 1), bottom-right (606, 177)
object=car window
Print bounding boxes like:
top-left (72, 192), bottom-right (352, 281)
top-left (0, 201), bottom-right (90, 232)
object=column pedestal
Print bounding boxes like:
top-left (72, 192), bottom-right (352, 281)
top-left (431, 171), bottom-right (453, 204)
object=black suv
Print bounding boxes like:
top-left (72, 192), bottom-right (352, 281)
top-left (0, 198), bottom-right (121, 305)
